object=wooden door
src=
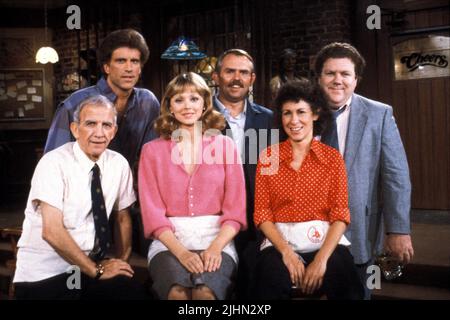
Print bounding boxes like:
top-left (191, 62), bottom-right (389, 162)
top-left (377, 2), bottom-right (450, 210)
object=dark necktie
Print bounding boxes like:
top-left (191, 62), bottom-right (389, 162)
top-left (89, 163), bottom-right (111, 262)
top-left (321, 105), bottom-right (347, 151)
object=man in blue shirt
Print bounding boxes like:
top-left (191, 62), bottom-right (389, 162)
top-left (44, 29), bottom-right (160, 256)
top-left (44, 29), bottom-right (160, 168)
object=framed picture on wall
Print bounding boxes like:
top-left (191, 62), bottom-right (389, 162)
top-left (0, 69), bottom-right (46, 122)
top-left (0, 28), bottom-right (54, 130)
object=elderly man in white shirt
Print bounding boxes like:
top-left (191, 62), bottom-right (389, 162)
top-left (14, 95), bottom-right (148, 300)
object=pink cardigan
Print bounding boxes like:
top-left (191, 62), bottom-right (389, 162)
top-left (138, 134), bottom-right (247, 239)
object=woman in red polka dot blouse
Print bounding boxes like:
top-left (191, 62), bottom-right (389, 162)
top-left (252, 81), bottom-right (364, 300)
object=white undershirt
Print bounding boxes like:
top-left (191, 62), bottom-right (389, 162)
top-left (336, 96), bottom-right (352, 157)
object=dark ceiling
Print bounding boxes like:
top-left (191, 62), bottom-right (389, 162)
top-left (0, 0), bottom-right (67, 9)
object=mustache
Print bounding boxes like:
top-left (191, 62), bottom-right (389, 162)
top-left (228, 80), bottom-right (244, 87)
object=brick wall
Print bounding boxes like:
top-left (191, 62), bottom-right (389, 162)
top-left (268, 0), bottom-right (352, 79)
top-left (53, 24), bottom-right (106, 104)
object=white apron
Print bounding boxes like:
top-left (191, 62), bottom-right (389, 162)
top-left (260, 220), bottom-right (351, 253)
top-left (147, 215), bottom-right (238, 264)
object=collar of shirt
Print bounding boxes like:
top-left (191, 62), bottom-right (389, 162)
top-left (278, 139), bottom-right (327, 167)
top-left (96, 77), bottom-right (137, 113)
top-left (213, 95), bottom-right (247, 122)
top-left (339, 96), bottom-right (352, 111)
top-left (73, 141), bottom-right (106, 176)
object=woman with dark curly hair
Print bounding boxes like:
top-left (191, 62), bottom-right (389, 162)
top-left (252, 80), bottom-right (364, 300)
top-left (138, 72), bottom-right (247, 300)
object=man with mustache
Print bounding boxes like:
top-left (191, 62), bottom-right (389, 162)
top-left (316, 42), bottom-right (413, 299)
top-left (212, 49), bottom-right (274, 299)
top-left (44, 29), bottom-right (160, 255)
top-left (14, 96), bottom-right (148, 299)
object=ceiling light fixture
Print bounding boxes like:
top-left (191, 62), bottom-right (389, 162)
top-left (36, 0), bottom-right (59, 64)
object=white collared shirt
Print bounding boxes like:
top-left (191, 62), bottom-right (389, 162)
top-left (214, 95), bottom-right (247, 159)
top-left (336, 96), bottom-right (352, 156)
top-left (14, 142), bottom-right (136, 283)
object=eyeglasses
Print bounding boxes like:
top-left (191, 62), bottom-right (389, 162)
top-left (376, 252), bottom-right (404, 280)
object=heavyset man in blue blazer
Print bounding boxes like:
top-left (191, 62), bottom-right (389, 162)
top-left (212, 49), bottom-right (274, 299)
top-left (315, 42), bottom-right (414, 298)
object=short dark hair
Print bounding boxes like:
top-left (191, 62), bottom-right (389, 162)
top-left (97, 29), bottom-right (149, 75)
top-left (314, 42), bottom-right (366, 80)
top-left (215, 49), bottom-right (255, 73)
top-left (275, 79), bottom-right (330, 139)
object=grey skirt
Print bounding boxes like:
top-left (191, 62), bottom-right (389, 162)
top-left (149, 250), bottom-right (236, 300)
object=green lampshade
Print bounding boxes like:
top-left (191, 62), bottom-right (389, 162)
top-left (161, 37), bottom-right (207, 60)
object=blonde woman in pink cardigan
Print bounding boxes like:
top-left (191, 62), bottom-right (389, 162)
top-left (138, 72), bottom-right (247, 300)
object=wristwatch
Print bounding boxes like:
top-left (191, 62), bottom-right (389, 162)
top-left (95, 263), bottom-right (105, 280)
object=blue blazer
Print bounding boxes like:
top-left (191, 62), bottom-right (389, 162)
top-left (342, 94), bottom-right (411, 264)
top-left (213, 99), bottom-right (274, 239)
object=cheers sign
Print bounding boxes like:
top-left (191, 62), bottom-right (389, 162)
top-left (400, 52), bottom-right (448, 72)
top-left (394, 36), bottom-right (450, 80)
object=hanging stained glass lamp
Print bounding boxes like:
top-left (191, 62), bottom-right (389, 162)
top-left (161, 36), bottom-right (207, 60)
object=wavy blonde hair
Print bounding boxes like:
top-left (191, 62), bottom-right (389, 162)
top-left (155, 72), bottom-right (226, 139)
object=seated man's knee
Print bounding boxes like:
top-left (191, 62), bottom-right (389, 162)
top-left (168, 285), bottom-right (191, 300)
top-left (192, 285), bottom-right (216, 300)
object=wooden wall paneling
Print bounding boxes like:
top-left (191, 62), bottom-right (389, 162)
top-left (414, 9), bottom-right (429, 29)
top-left (404, 81), bottom-right (416, 193)
top-left (443, 7), bottom-right (450, 24)
top-left (430, 78), bottom-right (449, 208)
top-left (429, 8), bottom-right (444, 25)
top-left (391, 81), bottom-right (405, 150)
top-left (404, 81), bottom-right (416, 191)
top-left (377, 22), bottom-right (393, 105)
top-left (405, 81), bottom-right (423, 208)
top-left (403, 10), bottom-right (416, 30)
top-left (448, 77), bottom-right (450, 210)
top-left (389, 0), bottom-right (450, 11)
top-left (352, 0), bottom-right (379, 100)
top-left (378, 1), bottom-right (450, 210)
top-left (398, 80), bottom-right (418, 207)
top-left (417, 79), bottom-right (433, 208)
top-left (392, 80), bottom-right (407, 150)
top-left (393, 81), bottom-right (417, 206)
